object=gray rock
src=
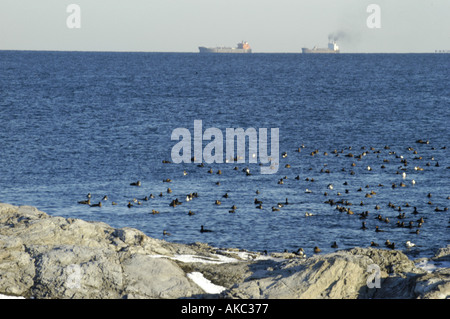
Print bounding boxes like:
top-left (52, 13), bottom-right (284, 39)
top-left (0, 203), bottom-right (448, 299)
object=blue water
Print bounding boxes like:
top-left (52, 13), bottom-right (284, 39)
top-left (0, 51), bottom-right (449, 258)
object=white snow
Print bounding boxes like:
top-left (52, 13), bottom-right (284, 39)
top-left (0, 294), bottom-right (25, 299)
top-left (415, 259), bottom-right (450, 272)
top-left (187, 272), bottom-right (226, 294)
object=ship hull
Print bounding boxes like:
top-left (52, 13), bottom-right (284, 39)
top-left (302, 48), bottom-right (339, 54)
top-left (199, 47), bottom-right (252, 54)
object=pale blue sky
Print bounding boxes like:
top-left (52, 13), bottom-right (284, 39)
top-left (0, 0), bottom-right (449, 52)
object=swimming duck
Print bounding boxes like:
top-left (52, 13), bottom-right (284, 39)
top-left (313, 246), bottom-right (321, 253)
top-left (200, 225), bottom-right (212, 233)
top-left (90, 202), bottom-right (102, 207)
top-left (163, 230), bottom-right (171, 236)
top-left (375, 226), bottom-right (384, 232)
top-left (331, 242), bottom-right (338, 249)
top-left (130, 181), bottom-right (141, 186)
top-left (405, 241), bottom-right (416, 248)
top-left (78, 199), bottom-right (90, 205)
top-left (370, 241), bottom-right (379, 247)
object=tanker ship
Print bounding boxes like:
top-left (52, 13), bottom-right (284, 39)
top-left (302, 41), bottom-right (340, 54)
top-left (198, 41), bottom-right (252, 54)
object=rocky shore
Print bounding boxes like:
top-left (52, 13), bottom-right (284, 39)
top-left (0, 203), bottom-right (448, 299)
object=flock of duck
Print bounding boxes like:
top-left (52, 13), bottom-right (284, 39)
top-left (77, 139), bottom-right (449, 255)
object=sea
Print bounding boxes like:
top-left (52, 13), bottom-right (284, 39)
top-left (0, 51), bottom-right (449, 259)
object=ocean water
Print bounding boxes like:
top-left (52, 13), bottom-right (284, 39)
top-left (0, 51), bottom-right (449, 259)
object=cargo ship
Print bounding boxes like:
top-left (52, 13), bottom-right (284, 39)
top-left (302, 41), bottom-right (340, 54)
top-left (198, 41), bottom-right (252, 54)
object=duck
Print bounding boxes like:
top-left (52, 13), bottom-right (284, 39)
top-left (305, 212), bottom-right (314, 217)
top-left (188, 210), bottom-right (195, 216)
top-left (163, 230), bottom-right (171, 236)
top-left (361, 222), bottom-right (367, 230)
top-left (102, 195), bottom-right (108, 201)
top-left (294, 248), bottom-right (305, 257)
top-left (90, 202), bottom-right (102, 207)
top-left (405, 241), bottom-right (416, 248)
top-left (375, 226), bottom-right (384, 232)
top-left (200, 225), bottom-right (212, 233)
top-left (370, 241), bottom-right (379, 247)
top-left (130, 181), bottom-right (141, 186)
top-left (272, 207), bottom-right (280, 212)
top-left (313, 246), bottom-right (321, 253)
top-left (78, 199), bottom-right (91, 205)
top-left (331, 242), bottom-right (338, 249)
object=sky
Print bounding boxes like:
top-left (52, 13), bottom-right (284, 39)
top-left (0, 0), bottom-right (449, 53)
